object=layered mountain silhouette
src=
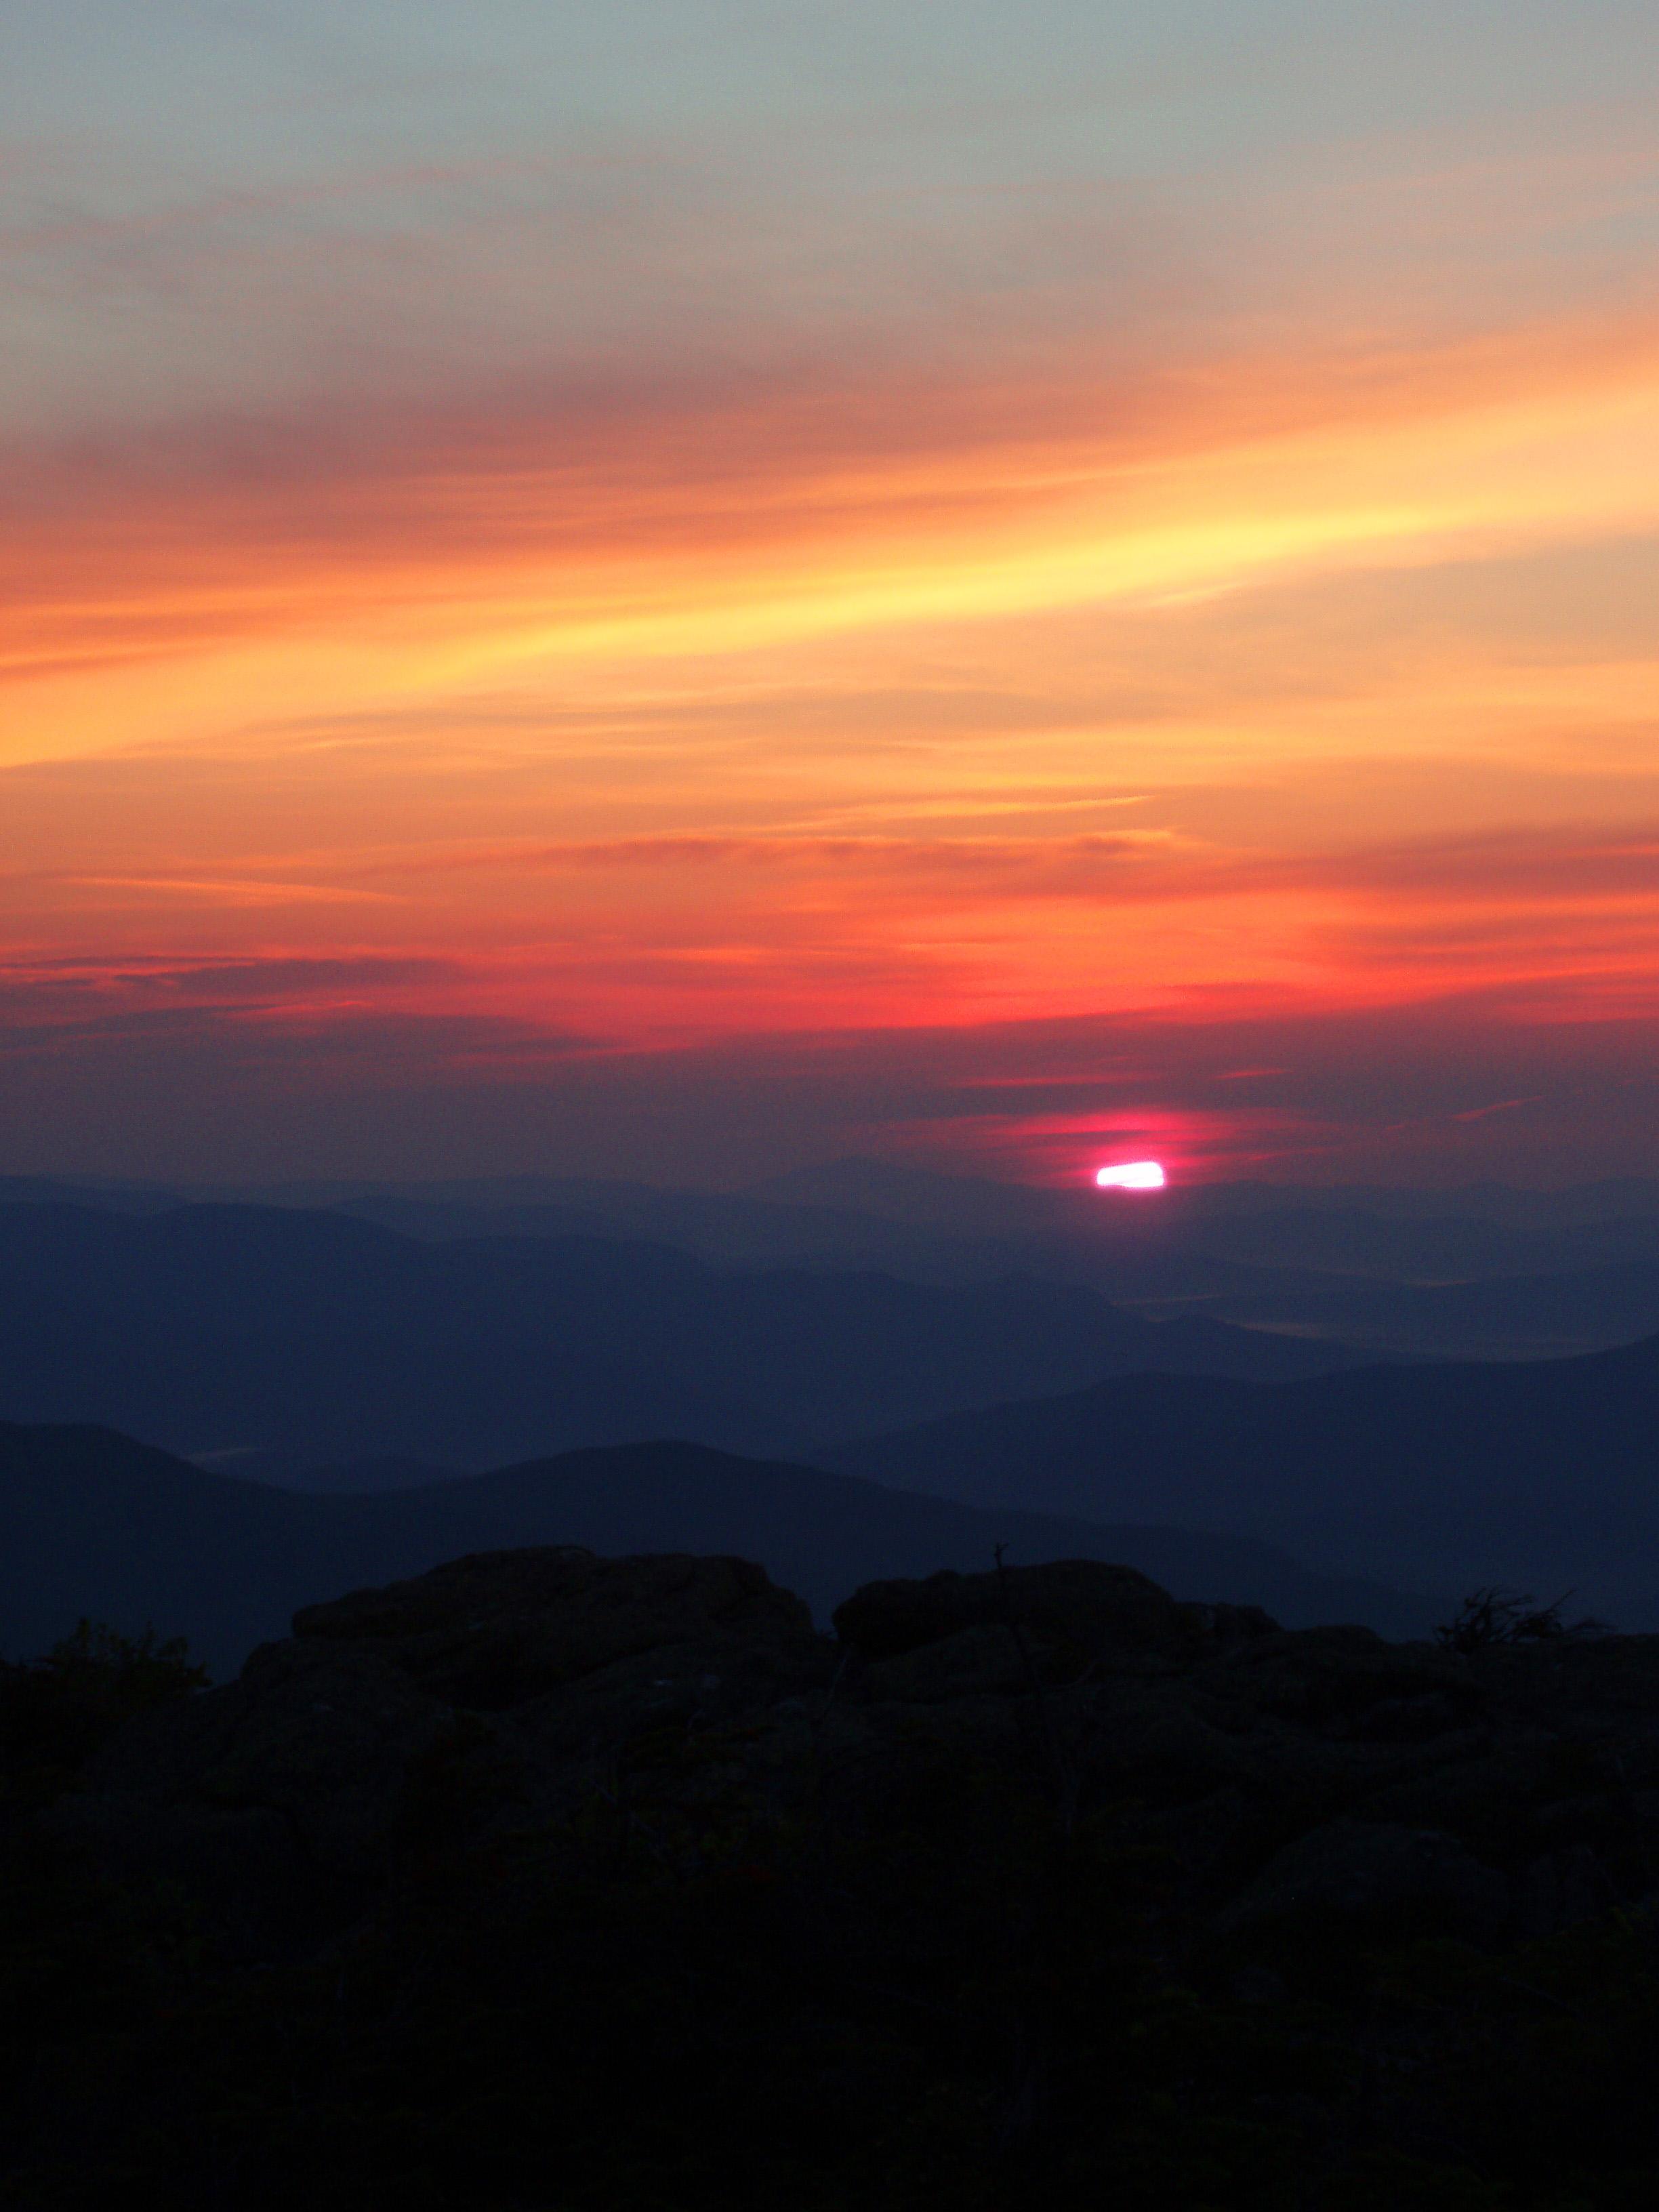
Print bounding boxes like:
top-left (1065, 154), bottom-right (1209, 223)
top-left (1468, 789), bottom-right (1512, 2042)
top-left (0, 1202), bottom-right (1364, 1475)
top-left (0, 1422), bottom-right (1427, 1671)
top-left (12, 1168), bottom-right (1659, 1358)
top-left (827, 1330), bottom-right (1659, 1627)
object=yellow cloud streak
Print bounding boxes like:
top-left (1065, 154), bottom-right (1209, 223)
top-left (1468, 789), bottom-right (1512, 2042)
top-left (4, 329), bottom-right (1656, 775)
top-left (478, 366), bottom-right (1659, 674)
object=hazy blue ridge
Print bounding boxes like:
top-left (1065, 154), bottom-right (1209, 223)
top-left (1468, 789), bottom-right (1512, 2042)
top-left (0, 1200), bottom-right (1367, 1477)
top-left (824, 1330), bottom-right (1659, 1629)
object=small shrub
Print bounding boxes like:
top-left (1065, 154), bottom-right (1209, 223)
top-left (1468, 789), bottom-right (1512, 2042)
top-left (0, 1620), bottom-right (207, 1795)
top-left (1435, 1587), bottom-right (1609, 1656)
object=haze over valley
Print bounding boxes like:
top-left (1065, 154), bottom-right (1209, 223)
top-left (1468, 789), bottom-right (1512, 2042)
top-left (7, 1162), bottom-right (1659, 1650)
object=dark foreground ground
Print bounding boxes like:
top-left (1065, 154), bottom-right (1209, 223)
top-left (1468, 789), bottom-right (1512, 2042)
top-left (5, 1551), bottom-right (1659, 2209)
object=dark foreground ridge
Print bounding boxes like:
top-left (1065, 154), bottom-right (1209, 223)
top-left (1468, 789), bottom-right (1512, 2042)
top-left (0, 1420), bottom-right (1431, 1671)
top-left (8, 1549), bottom-right (1659, 2207)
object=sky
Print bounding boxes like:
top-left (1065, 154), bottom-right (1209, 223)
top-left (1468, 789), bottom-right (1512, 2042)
top-left (4, 1), bottom-right (1659, 1187)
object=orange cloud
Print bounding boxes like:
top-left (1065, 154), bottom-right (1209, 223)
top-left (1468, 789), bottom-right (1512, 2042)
top-left (5, 284), bottom-right (1659, 1177)
top-left (6, 303), bottom-right (1658, 731)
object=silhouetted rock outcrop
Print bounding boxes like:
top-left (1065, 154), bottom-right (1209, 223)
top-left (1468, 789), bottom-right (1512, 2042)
top-left (834, 1557), bottom-right (1276, 1665)
top-left (66, 1549), bottom-right (829, 1927)
top-left (16, 1549), bottom-right (1659, 2204)
top-left (54, 1547), bottom-right (1659, 1952)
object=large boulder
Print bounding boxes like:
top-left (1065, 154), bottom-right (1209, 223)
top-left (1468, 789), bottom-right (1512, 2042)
top-left (833, 1557), bottom-right (1273, 1673)
top-left (289, 1546), bottom-right (815, 1705)
top-left (70, 1549), bottom-right (828, 1925)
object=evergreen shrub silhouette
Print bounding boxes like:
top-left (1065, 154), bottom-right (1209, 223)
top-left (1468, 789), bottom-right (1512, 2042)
top-left (1, 1620), bottom-right (206, 1801)
top-left (1434, 1586), bottom-right (1608, 1655)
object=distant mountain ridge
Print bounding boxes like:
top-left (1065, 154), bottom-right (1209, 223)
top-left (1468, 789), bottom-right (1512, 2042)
top-left (0, 1200), bottom-right (1366, 1476)
top-left (826, 1329), bottom-right (1659, 1629)
top-left (9, 1168), bottom-right (1659, 1357)
top-left (0, 1423), bottom-right (1429, 1672)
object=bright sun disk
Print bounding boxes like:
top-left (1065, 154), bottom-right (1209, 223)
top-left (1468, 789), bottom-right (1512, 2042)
top-left (1094, 1160), bottom-right (1166, 1191)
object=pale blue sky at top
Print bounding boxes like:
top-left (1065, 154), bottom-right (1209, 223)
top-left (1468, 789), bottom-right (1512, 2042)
top-left (6, 2), bottom-right (1659, 433)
